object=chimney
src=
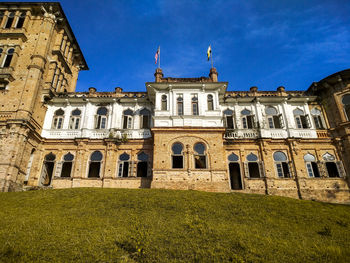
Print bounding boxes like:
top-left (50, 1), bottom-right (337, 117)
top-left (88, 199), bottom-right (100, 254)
top-left (209, 67), bottom-right (218, 82)
top-left (89, 87), bottom-right (96, 94)
top-left (115, 87), bottom-right (123, 93)
top-left (250, 86), bottom-right (258, 93)
top-left (154, 68), bottom-right (164, 82)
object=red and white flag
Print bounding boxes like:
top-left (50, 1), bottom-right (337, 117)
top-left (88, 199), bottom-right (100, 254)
top-left (155, 46), bottom-right (160, 64)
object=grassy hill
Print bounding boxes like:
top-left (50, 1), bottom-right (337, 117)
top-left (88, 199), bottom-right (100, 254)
top-left (0, 188), bottom-right (349, 262)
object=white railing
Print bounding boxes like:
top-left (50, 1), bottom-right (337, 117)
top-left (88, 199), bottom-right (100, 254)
top-left (42, 129), bottom-right (152, 139)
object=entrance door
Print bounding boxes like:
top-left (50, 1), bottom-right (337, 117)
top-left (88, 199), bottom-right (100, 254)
top-left (229, 163), bottom-right (242, 190)
top-left (137, 162), bottom-right (148, 177)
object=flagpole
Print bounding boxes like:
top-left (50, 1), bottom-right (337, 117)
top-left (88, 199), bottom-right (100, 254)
top-left (158, 46), bottom-right (161, 69)
top-left (211, 49), bottom-right (213, 69)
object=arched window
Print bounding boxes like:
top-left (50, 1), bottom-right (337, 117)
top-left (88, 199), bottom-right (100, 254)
top-left (40, 153), bottom-right (56, 186)
top-left (69, 109), bottom-right (81, 129)
top-left (223, 109), bottom-right (234, 129)
top-left (4, 12), bottom-right (15, 28)
top-left (140, 108), bottom-right (150, 129)
top-left (227, 153), bottom-right (242, 190)
top-left (52, 109), bottom-right (64, 129)
top-left (137, 152), bottom-right (149, 177)
top-left (88, 151), bottom-right (103, 178)
top-left (161, 95), bottom-right (167, 111)
top-left (177, 95), bottom-right (183, 116)
top-left (246, 153), bottom-right (260, 178)
top-left (293, 108), bottom-right (310, 129)
top-left (265, 106), bottom-right (282, 129)
top-left (310, 108), bottom-right (325, 129)
top-left (2, 48), bottom-right (14, 68)
top-left (51, 66), bottom-right (60, 89)
top-left (207, 94), bottom-right (214, 111)
top-left (15, 12), bottom-right (25, 28)
top-left (241, 109), bottom-right (255, 129)
top-left (24, 149), bottom-right (35, 184)
top-left (194, 143), bottom-right (207, 169)
top-left (61, 153), bottom-right (74, 178)
top-left (118, 153), bottom-right (130, 177)
top-left (322, 153), bottom-right (340, 178)
top-left (228, 153), bottom-right (239, 162)
top-left (96, 107), bottom-right (108, 129)
top-left (172, 143), bottom-right (184, 169)
top-left (122, 109), bottom-right (133, 129)
top-left (304, 153), bottom-right (320, 178)
top-left (342, 95), bottom-right (350, 121)
top-left (192, 94), bottom-right (199, 115)
top-left (273, 151), bottom-right (290, 178)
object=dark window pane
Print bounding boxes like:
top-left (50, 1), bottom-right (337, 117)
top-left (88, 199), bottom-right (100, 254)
top-left (311, 162), bottom-right (320, 177)
top-left (195, 155), bottom-right (206, 169)
top-left (61, 162), bottom-right (72, 177)
top-left (273, 151), bottom-right (287, 161)
top-left (282, 162), bottom-right (290, 178)
top-left (226, 116), bottom-right (234, 129)
top-left (88, 162), bottom-right (100, 178)
top-left (228, 153), bottom-right (239, 162)
top-left (248, 162), bottom-right (260, 178)
top-left (172, 156), bottom-right (183, 168)
top-left (326, 162), bottom-right (339, 177)
top-left (97, 107), bottom-right (108, 115)
top-left (91, 151), bottom-right (103, 161)
top-left (194, 143), bottom-right (205, 154)
top-left (247, 153), bottom-right (258, 162)
top-left (137, 152), bottom-right (148, 161)
top-left (63, 153), bottom-right (74, 161)
top-left (120, 153), bottom-right (130, 161)
top-left (172, 143), bottom-right (183, 154)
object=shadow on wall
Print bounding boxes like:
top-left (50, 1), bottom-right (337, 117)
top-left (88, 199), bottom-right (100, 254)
top-left (140, 177), bottom-right (152, 188)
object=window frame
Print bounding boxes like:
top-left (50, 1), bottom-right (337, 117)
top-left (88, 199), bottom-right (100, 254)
top-left (171, 142), bottom-right (184, 169)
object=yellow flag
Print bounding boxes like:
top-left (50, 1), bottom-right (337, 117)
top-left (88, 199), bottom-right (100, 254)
top-left (207, 45), bottom-right (211, 61)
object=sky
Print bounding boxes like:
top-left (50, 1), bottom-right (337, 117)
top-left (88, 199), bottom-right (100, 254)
top-left (8, 0), bottom-right (350, 92)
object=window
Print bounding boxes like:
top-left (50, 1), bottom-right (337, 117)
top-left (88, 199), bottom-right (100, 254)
top-left (342, 94), bottom-right (350, 121)
top-left (118, 153), bottom-right (130, 177)
top-left (61, 153), bottom-right (74, 178)
top-left (228, 153), bottom-right (239, 162)
top-left (69, 109), bottom-right (81, 129)
top-left (304, 154), bottom-right (320, 178)
top-left (0, 12), bottom-right (4, 26)
top-left (15, 12), bottom-right (25, 28)
top-left (161, 95), bottom-right (167, 110)
top-left (137, 152), bottom-right (149, 177)
top-left (4, 12), bottom-right (15, 28)
top-left (88, 151), bottom-right (102, 178)
top-left (311, 108), bottom-right (325, 129)
top-left (24, 149), bottom-right (35, 184)
top-left (2, 48), bottom-right (14, 68)
top-left (122, 109), bottom-right (133, 129)
top-left (172, 143), bottom-right (184, 169)
top-left (246, 153), bottom-right (260, 178)
top-left (228, 153), bottom-right (242, 190)
top-left (52, 109), bottom-right (64, 129)
top-left (96, 107), bottom-right (108, 129)
top-left (192, 95), bottom-right (199, 115)
top-left (51, 66), bottom-right (60, 89)
top-left (177, 95), bottom-right (183, 116)
top-left (207, 94), bottom-right (214, 110)
top-left (241, 109), bottom-right (255, 129)
top-left (293, 108), bottom-right (310, 129)
top-left (40, 153), bottom-right (56, 186)
top-left (265, 106), bottom-right (282, 129)
top-left (140, 108), bottom-right (150, 129)
top-left (60, 35), bottom-right (67, 52)
top-left (323, 153), bottom-right (340, 178)
top-left (223, 109), bottom-right (234, 129)
top-left (194, 143), bottom-right (207, 169)
top-left (273, 151), bottom-right (290, 178)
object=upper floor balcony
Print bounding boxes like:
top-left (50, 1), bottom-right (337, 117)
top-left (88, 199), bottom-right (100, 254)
top-left (224, 128), bottom-right (318, 139)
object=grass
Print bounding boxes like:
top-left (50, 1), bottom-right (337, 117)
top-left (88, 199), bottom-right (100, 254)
top-left (0, 188), bottom-right (350, 262)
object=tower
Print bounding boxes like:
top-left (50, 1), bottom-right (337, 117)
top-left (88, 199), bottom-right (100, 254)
top-left (0, 2), bottom-right (88, 191)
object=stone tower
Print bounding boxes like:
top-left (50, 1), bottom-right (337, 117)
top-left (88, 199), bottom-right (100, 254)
top-left (0, 2), bottom-right (88, 191)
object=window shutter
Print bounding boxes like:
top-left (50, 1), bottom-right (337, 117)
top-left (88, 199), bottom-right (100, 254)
top-left (336, 161), bottom-right (346, 178)
top-left (130, 160), bottom-right (134, 177)
top-left (278, 114), bottom-right (285, 128)
top-left (288, 161), bottom-right (294, 178)
top-left (244, 162), bottom-right (249, 178)
top-left (317, 161), bottom-right (326, 177)
top-left (259, 161), bottom-right (266, 178)
top-left (147, 161), bottom-right (152, 177)
top-left (305, 115), bottom-right (311, 128)
top-left (55, 161), bottom-right (63, 177)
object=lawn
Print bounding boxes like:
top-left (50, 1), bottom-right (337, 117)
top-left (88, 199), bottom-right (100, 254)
top-left (0, 188), bottom-right (349, 262)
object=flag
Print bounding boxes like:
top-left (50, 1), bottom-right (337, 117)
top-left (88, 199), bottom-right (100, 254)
top-left (207, 45), bottom-right (211, 61)
top-left (155, 46), bottom-right (160, 64)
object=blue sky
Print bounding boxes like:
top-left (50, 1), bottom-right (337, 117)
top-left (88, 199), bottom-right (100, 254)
top-left (11, 0), bottom-right (350, 92)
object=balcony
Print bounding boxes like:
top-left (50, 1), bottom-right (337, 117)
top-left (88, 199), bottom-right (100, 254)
top-left (224, 129), bottom-right (259, 139)
top-left (41, 128), bottom-right (152, 140)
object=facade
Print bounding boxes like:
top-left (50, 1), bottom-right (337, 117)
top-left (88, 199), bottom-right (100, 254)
top-left (0, 2), bottom-right (349, 203)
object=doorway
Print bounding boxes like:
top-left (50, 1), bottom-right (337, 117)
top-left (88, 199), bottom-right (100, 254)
top-left (229, 162), bottom-right (243, 190)
top-left (137, 162), bottom-right (148, 177)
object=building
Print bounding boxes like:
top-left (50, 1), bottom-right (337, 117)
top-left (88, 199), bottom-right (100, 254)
top-left (0, 2), bottom-right (349, 203)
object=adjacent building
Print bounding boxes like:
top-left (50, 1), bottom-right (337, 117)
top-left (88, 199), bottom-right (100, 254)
top-left (0, 2), bottom-right (349, 203)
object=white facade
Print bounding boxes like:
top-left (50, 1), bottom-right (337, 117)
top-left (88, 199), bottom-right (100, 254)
top-left (42, 83), bottom-right (325, 140)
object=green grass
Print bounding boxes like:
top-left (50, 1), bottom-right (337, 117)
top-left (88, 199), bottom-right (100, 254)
top-left (0, 188), bottom-right (350, 262)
